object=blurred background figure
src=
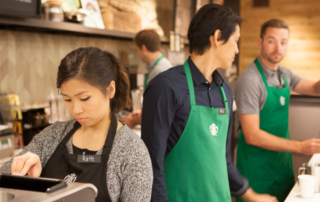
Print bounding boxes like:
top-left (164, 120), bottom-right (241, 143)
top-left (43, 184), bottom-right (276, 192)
top-left (123, 29), bottom-right (172, 129)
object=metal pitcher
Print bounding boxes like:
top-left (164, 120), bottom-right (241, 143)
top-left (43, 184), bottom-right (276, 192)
top-left (298, 163), bottom-right (312, 175)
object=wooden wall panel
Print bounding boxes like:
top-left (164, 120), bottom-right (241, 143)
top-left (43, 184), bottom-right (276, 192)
top-left (156, 0), bottom-right (174, 37)
top-left (0, 30), bottom-right (189, 107)
top-left (239, 0), bottom-right (320, 82)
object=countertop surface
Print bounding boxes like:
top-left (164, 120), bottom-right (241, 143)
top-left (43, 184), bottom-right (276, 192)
top-left (285, 154), bottom-right (320, 202)
top-left (0, 148), bottom-right (23, 167)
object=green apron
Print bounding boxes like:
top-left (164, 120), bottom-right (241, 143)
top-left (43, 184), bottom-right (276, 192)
top-left (164, 60), bottom-right (231, 202)
top-left (236, 58), bottom-right (295, 202)
top-left (144, 55), bottom-right (164, 89)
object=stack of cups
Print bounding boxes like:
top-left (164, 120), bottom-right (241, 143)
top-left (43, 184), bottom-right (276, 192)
top-left (312, 164), bottom-right (320, 193)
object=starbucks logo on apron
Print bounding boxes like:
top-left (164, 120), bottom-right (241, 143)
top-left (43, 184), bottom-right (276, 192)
top-left (209, 123), bottom-right (218, 136)
top-left (64, 173), bottom-right (77, 182)
top-left (280, 96), bottom-right (285, 106)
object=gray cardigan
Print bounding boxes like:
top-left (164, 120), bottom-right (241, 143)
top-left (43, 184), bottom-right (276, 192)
top-left (0, 120), bottom-right (153, 202)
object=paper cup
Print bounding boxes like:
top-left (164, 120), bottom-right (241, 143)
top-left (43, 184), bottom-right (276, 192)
top-left (298, 175), bottom-right (316, 198)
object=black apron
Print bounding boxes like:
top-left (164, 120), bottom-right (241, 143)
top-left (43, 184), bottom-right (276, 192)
top-left (41, 114), bottom-right (118, 202)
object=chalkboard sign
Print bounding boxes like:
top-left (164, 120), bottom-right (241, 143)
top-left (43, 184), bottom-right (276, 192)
top-left (0, 0), bottom-right (41, 18)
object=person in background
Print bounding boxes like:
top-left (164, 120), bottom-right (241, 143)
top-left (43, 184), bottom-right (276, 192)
top-left (235, 19), bottom-right (320, 202)
top-left (0, 47), bottom-right (153, 202)
top-left (142, 4), bottom-right (277, 202)
top-left (123, 29), bottom-right (172, 129)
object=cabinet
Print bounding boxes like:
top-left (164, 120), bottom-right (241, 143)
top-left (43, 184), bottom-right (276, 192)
top-left (21, 107), bottom-right (50, 146)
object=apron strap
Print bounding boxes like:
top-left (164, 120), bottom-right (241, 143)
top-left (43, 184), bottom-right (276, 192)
top-left (282, 75), bottom-right (289, 87)
top-left (254, 58), bottom-right (270, 88)
top-left (60, 122), bottom-right (80, 145)
top-left (60, 114), bottom-right (117, 157)
top-left (255, 58), bottom-right (289, 90)
top-left (219, 86), bottom-right (228, 109)
top-left (183, 60), bottom-right (228, 108)
top-left (183, 60), bottom-right (196, 106)
top-left (102, 113), bottom-right (118, 156)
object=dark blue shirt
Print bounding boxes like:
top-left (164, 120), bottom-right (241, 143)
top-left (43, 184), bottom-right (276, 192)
top-left (141, 57), bottom-right (248, 202)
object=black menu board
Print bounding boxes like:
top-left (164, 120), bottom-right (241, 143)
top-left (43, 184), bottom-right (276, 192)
top-left (0, 0), bottom-right (41, 18)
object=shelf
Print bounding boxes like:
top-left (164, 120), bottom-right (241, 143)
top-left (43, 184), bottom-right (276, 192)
top-left (23, 124), bottom-right (51, 131)
top-left (0, 104), bottom-right (49, 112)
top-left (0, 131), bottom-right (12, 137)
top-left (0, 15), bottom-right (171, 43)
top-left (19, 104), bottom-right (50, 112)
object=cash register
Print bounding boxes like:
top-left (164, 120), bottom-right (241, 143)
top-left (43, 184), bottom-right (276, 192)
top-left (0, 174), bottom-right (97, 202)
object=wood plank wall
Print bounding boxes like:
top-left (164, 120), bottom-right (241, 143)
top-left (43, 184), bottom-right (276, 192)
top-left (156, 0), bottom-right (174, 37)
top-left (0, 30), bottom-right (189, 106)
top-left (239, 0), bottom-right (320, 82)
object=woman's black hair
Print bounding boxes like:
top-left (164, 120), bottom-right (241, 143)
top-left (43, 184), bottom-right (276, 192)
top-left (56, 47), bottom-right (131, 114)
top-left (188, 4), bottom-right (243, 55)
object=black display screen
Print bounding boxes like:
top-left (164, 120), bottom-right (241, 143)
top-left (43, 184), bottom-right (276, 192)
top-left (0, 174), bottom-right (67, 193)
top-left (0, 0), bottom-right (41, 18)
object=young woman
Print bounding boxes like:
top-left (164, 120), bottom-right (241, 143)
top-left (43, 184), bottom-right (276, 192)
top-left (0, 47), bottom-right (153, 202)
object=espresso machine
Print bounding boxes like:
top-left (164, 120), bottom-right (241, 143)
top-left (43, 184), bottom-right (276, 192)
top-left (0, 174), bottom-right (97, 202)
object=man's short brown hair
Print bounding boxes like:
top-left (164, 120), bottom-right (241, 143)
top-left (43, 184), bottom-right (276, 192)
top-left (134, 29), bottom-right (161, 52)
top-left (260, 19), bottom-right (289, 39)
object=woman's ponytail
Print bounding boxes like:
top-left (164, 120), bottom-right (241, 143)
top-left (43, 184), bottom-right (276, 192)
top-left (103, 51), bottom-right (131, 114)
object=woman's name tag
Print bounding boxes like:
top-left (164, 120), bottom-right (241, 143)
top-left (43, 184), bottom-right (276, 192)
top-left (77, 155), bottom-right (101, 163)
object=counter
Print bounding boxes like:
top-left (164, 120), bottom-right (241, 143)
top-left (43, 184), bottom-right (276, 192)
top-left (285, 154), bottom-right (320, 201)
top-left (0, 148), bottom-right (23, 167)
top-left (288, 96), bottom-right (320, 179)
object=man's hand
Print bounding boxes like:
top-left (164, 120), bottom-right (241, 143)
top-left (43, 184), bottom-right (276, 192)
top-left (122, 109), bottom-right (142, 129)
top-left (240, 188), bottom-right (278, 202)
top-left (11, 152), bottom-right (42, 177)
top-left (299, 138), bottom-right (320, 155)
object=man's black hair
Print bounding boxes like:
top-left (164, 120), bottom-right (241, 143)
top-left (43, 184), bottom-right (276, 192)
top-left (188, 4), bottom-right (243, 55)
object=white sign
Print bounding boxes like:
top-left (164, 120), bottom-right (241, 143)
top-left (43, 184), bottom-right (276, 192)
top-left (80, 0), bottom-right (105, 29)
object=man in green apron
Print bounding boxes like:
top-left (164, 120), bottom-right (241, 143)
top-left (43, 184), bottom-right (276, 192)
top-left (142, 4), bottom-right (277, 202)
top-left (123, 29), bottom-right (172, 129)
top-left (235, 19), bottom-right (320, 202)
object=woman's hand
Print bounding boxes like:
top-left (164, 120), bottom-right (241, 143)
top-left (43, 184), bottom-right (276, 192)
top-left (11, 152), bottom-right (42, 177)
